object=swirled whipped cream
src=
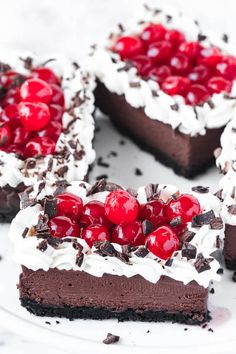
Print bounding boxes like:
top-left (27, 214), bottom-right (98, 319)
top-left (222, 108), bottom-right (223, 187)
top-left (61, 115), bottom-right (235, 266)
top-left (9, 180), bottom-right (223, 288)
top-left (90, 4), bottom-right (236, 136)
top-left (0, 51), bottom-right (96, 188)
top-left (216, 111), bottom-right (236, 225)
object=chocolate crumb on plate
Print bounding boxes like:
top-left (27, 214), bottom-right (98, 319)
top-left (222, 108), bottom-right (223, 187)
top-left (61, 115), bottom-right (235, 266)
top-left (56, 320), bottom-right (60, 324)
top-left (146, 330), bottom-right (150, 333)
top-left (135, 168), bottom-right (143, 176)
top-left (119, 139), bottom-right (126, 145)
top-left (184, 328), bottom-right (188, 331)
top-left (108, 151), bottom-right (118, 157)
top-left (217, 268), bottom-right (224, 274)
top-left (209, 288), bottom-right (215, 294)
top-left (97, 157), bottom-right (110, 168)
top-left (45, 321), bottom-right (51, 325)
top-left (96, 174), bottom-right (108, 180)
top-left (208, 328), bottom-right (214, 333)
top-left (232, 271), bottom-right (236, 282)
top-left (103, 333), bottom-right (120, 345)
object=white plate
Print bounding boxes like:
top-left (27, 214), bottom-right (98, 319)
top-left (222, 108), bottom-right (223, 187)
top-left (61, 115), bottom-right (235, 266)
top-left (0, 113), bottom-right (235, 354)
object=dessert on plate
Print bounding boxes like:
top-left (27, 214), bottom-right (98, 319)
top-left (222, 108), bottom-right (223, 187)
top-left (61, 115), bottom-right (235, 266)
top-left (9, 179), bottom-right (223, 324)
top-left (215, 116), bottom-right (236, 269)
top-left (90, 4), bottom-right (236, 177)
top-left (0, 52), bottom-right (95, 222)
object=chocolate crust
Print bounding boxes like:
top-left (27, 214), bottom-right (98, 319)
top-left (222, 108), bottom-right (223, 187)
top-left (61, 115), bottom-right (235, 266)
top-left (20, 297), bottom-right (209, 324)
top-left (224, 224), bottom-right (236, 270)
top-left (95, 82), bottom-right (224, 178)
top-left (0, 182), bottom-right (26, 222)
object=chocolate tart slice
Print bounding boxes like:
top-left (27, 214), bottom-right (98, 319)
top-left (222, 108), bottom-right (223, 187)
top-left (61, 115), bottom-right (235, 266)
top-left (90, 5), bottom-right (236, 177)
top-left (9, 179), bottom-right (223, 324)
top-left (0, 52), bottom-right (95, 222)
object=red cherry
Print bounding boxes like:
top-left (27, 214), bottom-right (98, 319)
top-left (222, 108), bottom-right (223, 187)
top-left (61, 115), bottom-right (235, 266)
top-left (0, 123), bottom-right (11, 147)
top-left (148, 65), bottom-right (171, 83)
top-left (129, 55), bottom-right (153, 76)
top-left (38, 121), bottom-right (62, 142)
top-left (2, 87), bottom-right (21, 106)
top-left (50, 84), bottom-right (65, 106)
top-left (169, 53), bottom-right (191, 75)
top-left (12, 127), bottom-right (31, 145)
top-left (113, 36), bottom-right (144, 59)
top-left (80, 200), bottom-right (112, 229)
top-left (165, 29), bottom-right (185, 46)
top-left (49, 104), bottom-right (64, 122)
top-left (31, 67), bottom-right (60, 85)
top-left (0, 71), bottom-right (20, 88)
top-left (139, 199), bottom-right (167, 229)
top-left (146, 225), bottom-right (179, 260)
top-left (185, 84), bottom-right (209, 105)
top-left (56, 192), bottom-right (83, 219)
top-left (188, 65), bottom-right (211, 84)
top-left (165, 194), bottom-right (201, 225)
top-left (1, 104), bottom-right (21, 128)
top-left (49, 215), bottom-right (80, 238)
top-left (147, 41), bottom-right (172, 63)
top-left (105, 189), bottom-right (140, 225)
top-left (179, 41), bottom-right (203, 59)
top-left (112, 220), bottom-right (145, 246)
top-left (140, 24), bottom-right (166, 44)
top-left (82, 224), bottom-right (110, 248)
top-left (20, 78), bottom-right (52, 104)
top-left (18, 101), bottom-right (50, 131)
top-left (162, 76), bottom-right (190, 95)
top-left (24, 136), bottom-right (55, 157)
top-left (207, 76), bottom-right (232, 94)
top-left (198, 47), bottom-right (222, 66)
top-left (215, 56), bottom-right (236, 81)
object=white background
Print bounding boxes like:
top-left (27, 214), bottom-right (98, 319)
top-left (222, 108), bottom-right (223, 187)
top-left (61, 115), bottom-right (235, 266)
top-left (1, 0), bottom-right (236, 353)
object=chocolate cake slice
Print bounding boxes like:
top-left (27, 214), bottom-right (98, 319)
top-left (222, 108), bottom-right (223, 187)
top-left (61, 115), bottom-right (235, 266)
top-left (9, 179), bottom-right (223, 324)
top-left (90, 5), bottom-right (236, 177)
top-left (0, 52), bottom-right (95, 222)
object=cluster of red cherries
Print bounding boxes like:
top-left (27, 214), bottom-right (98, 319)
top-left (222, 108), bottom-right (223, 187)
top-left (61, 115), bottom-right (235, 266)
top-left (49, 189), bottom-right (201, 260)
top-left (0, 67), bottom-right (65, 158)
top-left (112, 23), bottom-right (236, 105)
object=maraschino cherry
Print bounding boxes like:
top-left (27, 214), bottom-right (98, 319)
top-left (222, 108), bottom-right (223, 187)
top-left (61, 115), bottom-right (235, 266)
top-left (18, 101), bottom-right (50, 131)
top-left (82, 224), bottom-right (110, 248)
top-left (56, 193), bottom-right (83, 219)
top-left (24, 136), bottom-right (55, 157)
top-left (49, 215), bottom-right (80, 238)
top-left (165, 194), bottom-right (201, 225)
top-left (80, 200), bottom-right (112, 229)
top-left (112, 220), bottom-right (145, 246)
top-left (113, 36), bottom-right (144, 59)
top-left (20, 78), bottom-right (52, 104)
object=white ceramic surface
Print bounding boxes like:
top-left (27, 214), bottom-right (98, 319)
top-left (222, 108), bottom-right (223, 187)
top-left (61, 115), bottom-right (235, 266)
top-left (1, 0), bottom-right (236, 353)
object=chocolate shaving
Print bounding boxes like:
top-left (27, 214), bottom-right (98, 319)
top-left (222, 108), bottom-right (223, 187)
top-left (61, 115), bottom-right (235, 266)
top-left (166, 15), bottom-right (172, 23)
top-left (87, 179), bottom-right (122, 196)
top-left (216, 235), bottom-right (221, 249)
top-left (19, 56), bottom-right (33, 70)
top-left (215, 189), bottom-right (223, 202)
top-left (192, 210), bottom-right (215, 227)
top-left (129, 81), bottom-right (141, 88)
top-left (56, 165), bottom-right (68, 178)
top-left (103, 333), bottom-right (120, 345)
top-left (72, 240), bottom-right (83, 252)
top-left (194, 253), bottom-right (213, 273)
top-left (126, 188), bottom-right (138, 198)
top-left (76, 253), bottom-right (84, 267)
top-left (121, 244), bottom-right (132, 255)
top-left (94, 241), bottom-right (117, 257)
top-left (198, 33), bottom-right (207, 41)
top-left (165, 258), bottom-right (173, 267)
top-left (144, 183), bottom-right (159, 201)
top-left (118, 23), bottom-right (125, 32)
top-left (44, 197), bottom-right (57, 219)
top-left (142, 220), bottom-right (153, 236)
top-left (20, 187), bottom-right (36, 209)
top-left (170, 216), bottom-right (182, 227)
top-left (37, 240), bottom-right (48, 252)
top-left (227, 205), bottom-right (236, 215)
top-left (210, 217), bottom-right (223, 230)
top-left (192, 186), bottom-right (209, 194)
top-left (35, 214), bottom-right (50, 234)
top-left (116, 252), bottom-right (130, 264)
top-left (22, 227), bottom-right (29, 238)
top-left (182, 242), bottom-right (197, 260)
top-left (0, 62), bottom-right (11, 72)
top-left (217, 268), bottom-right (224, 274)
top-left (179, 230), bottom-right (196, 243)
top-left (222, 33), bottom-right (229, 43)
top-left (25, 159), bottom-right (36, 170)
top-left (206, 99), bottom-right (215, 109)
top-left (74, 149), bottom-right (85, 161)
top-left (170, 103), bottom-right (179, 111)
top-left (134, 247), bottom-right (149, 258)
top-left (47, 237), bottom-right (63, 249)
top-left (53, 180), bottom-right (71, 196)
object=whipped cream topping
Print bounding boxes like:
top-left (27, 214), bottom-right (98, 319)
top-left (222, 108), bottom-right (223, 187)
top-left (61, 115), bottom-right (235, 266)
top-left (9, 180), bottom-right (223, 288)
top-left (0, 51), bottom-right (96, 188)
top-left (90, 5), bottom-right (236, 136)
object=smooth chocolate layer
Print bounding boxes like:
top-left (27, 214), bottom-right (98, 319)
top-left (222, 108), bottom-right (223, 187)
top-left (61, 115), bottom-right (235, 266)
top-left (0, 182), bottom-right (26, 222)
top-left (224, 224), bottom-right (236, 270)
top-left (19, 267), bottom-right (209, 324)
top-left (95, 82), bottom-right (224, 178)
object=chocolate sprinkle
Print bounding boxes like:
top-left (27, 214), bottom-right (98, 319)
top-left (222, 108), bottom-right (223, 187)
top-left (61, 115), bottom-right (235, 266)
top-left (192, 186), bottom-right (209, 194)
top-left (44, 197), bottom-right (57, 219)
top-left (35, 214), bottom-right (50, 234)
top-left (142, 220), bottom-right (153, 236)
top-left (134, 247), bottom-right (149, 258)
top-left (37, 240), bottom-right (48, 252)
top-left (227, 205), bottom-right (236, 215)
top-left (192, 210), bottom-right (215, 227)
top-left (103, 333), bottom-right (120, 345)
top-left (210, 217), bottom-right (223, 230)
top-left (182, 242), bottom-right (197, 260)
top-left (194, 253), bottom-right (213, 273)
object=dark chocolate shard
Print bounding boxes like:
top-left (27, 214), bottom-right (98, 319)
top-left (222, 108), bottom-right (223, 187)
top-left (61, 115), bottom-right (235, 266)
top-left (37, 240), bottom-right (48, 252)
top-left (72, 240), bottom-right (83, 252)
top-left (227, 205), bottom-right (236, 215)
top-left (76, 253), bottom-right (84, 267)
top-left (170, 216), bottom-right (182, 227)
top-left (142, 220), bottom-right (153, 236)
top-left (56, 165), bottom-right (69, 178)
top-left (233, 271), bottom-right (236, 282)
top-left (222, 33), bottom-right (229, 43)
top-left (116, 252), bottom-right (130, 264)
top-left (87, 179), bottom-right (122, 196)
top-left (94, 241), bottom-right (117, 257)
top-left (47, 237), bottom-right (63, 249)
top-left (129, 81), bottom-right (141, 88)
top-left (170, 103), bottom-right (179, 111)
top-left (217, 268), bottom-right (224, 274)
top-left (192, 210), bottom-right (215, 227)
top-left (209, 288), bottom-right (215, 294)
top-left (165, 258), bottom-right (173, 267)
top-left (192, 186), bottom-right (209, 194)
top-left (179, 230), bottom-right (196, 243)
top-left (210, 217), bottom-right (223, 230)
top-left (44, 197), bottom-right (57, 219)
top-left (214, 189), bottom-right (223, 202)
top-left (126, 187), bottom-right (138, 198)
top-left (135, 168), bottom-right (143, 176)
top-left (144, 183), bottom-right (159, 201)
top-left (0, 62), bottom-right (11, 72)
top-left (198, 33), bottom-right (207, 41)
top-left (53, 180), bottom-right (71, 196)
top-left (35, 214), bottom-right (50, 234)
top-left (182, 242), bottom-right (197, 260)
top-left (96, 174), bottom-right (108, 180)
top-left (22, 227), bottom-right (29, 238)
top-left (194, 253), bottom-right (213, 273)
top-left (103, 333), bottom-right (120, 345)
top-left (134, 247), bottom-right (149, 258)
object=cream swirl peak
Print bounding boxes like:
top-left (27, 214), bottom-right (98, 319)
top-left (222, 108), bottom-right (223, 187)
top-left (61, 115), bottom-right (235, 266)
top-left (9, 179), bottom-right (223, 288)
top-left (90, 4), bottom-right (236, 136)
top-left (0, 51), bottom-right (95, 189)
